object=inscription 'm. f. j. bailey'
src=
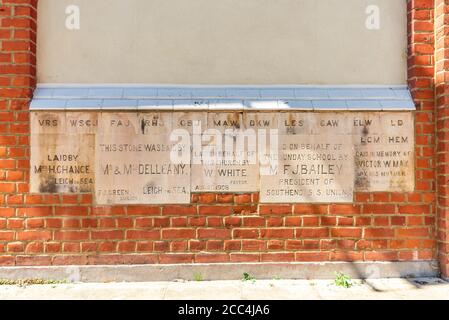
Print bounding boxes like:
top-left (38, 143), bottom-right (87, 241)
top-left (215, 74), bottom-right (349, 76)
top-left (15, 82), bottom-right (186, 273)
top-left (30, 111), bottom-right (415, 204)
top-left (260, 138), bottom-right (354, 203)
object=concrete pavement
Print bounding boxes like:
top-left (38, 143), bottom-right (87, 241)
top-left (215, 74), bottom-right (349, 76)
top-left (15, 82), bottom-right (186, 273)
top-left (0, 278), bottom-right (447, 300)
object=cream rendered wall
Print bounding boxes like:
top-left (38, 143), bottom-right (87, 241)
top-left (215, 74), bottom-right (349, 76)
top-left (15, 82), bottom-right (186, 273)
top-left (37, 0), bottom-right (407, 85)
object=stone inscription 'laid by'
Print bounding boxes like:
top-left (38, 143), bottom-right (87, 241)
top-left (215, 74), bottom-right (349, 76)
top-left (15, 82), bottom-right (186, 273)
top-left (30, 112), bottom-right (415, 204)
top-left (30, 112), bottom-right (96, 193)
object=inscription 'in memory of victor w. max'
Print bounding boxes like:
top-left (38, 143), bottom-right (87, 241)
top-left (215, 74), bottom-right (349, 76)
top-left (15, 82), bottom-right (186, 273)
top-left (29, 111), bottom-right (415, 205)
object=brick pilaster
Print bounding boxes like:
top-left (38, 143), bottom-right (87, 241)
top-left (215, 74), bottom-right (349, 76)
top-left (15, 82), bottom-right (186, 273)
top-left (435, 0), bottom-right (449, 278)
top-left (0, 0), bottom-right (36, 265)
top-left (407, 0), bottom-right (438, 269)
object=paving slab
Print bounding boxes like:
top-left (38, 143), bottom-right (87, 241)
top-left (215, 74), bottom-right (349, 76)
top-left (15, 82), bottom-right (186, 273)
top-left (0, 278), bottom-right (447, 300)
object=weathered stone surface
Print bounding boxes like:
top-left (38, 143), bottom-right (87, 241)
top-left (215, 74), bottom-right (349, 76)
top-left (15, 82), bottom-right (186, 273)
top-left (260, 135), bottom-right (354, 203)
top-left (191, 158), bottom-right (259, 192)
top-left (95, 133), bottom-right (191, 205)
top-left (30, 112), bottom-right (66, 134)
top-left (30, 111), bottom-right (415, 203)
top-left (191, 112), bottom-right (260, 192)
top-left (30, 133), bottom-right (95, 193)
top-left (352, 112), bottom-right (414, 192)
top-left (95, 113), bottom-right (190, 204)
top-left (30, 112), bottom-right (95, 193)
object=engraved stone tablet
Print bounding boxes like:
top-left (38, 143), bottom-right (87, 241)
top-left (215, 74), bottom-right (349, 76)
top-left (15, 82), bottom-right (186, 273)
top-left (30, 112), bottom-right (95, 193)
top-left (95, 113), bottom-right (190, 205)
top-left (30, 111), bottom-right (416, 203)
top-left (260, 135), bottom-right (355, 203)
top-left (190, 112), bottom-right (260, 192)
top-left (352, 112), bottom-right (414, 192)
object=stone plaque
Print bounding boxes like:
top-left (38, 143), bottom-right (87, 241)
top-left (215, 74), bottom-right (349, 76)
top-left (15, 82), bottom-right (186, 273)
top-left (95, 113), bottom-right (190, 205)
top-left (30, 112), bottom-right (95, 193)
top-left (30, 111), bottom-right (415, 204)
top-left (191, 112), bottom-right (260, 192)
top-left (352, 112), bottom-right (415, 192)
top-left (260, 134), bottom-right (355, 203)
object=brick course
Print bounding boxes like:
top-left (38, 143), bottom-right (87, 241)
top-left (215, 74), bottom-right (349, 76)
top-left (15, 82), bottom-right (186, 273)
top-left (0, 0), bottom-right (444, 274)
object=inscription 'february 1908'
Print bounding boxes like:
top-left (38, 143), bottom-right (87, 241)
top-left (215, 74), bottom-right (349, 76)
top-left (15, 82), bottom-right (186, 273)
top-left (30, 111), bottom-right (415, 204)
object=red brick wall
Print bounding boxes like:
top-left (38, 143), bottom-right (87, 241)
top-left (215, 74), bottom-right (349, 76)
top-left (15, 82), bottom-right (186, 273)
top-left (0, 0), bottom-right (443, 271)
top-left (435, 0), bottom-right (449, 278)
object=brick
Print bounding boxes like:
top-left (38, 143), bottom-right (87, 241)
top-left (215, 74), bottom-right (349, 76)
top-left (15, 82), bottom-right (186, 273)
top-left (217, 194), bottom-right (234, 203)
top-left (195, 253), bottom-right (229, 263)
top-left (398, 205), bottom-right (431, 215)
top-left (295, 252), bottom-right (329, 262)
top-left (91, 230), bottom-right (124, 240)
top-left (223, 217), bottom-right (241, 227)
top-left (127, 230), bottom-right (160, 240)
top-left (293, 204), bottom-right (327, 215)
top-left (260, 228), bottom-right (294, 239)
top-left (242, 240), bottom-right (265, 251)
top-left (54, 231), bottom-right (89, 241)
top-left (91, 206), bottom-right (125, 216)
top-left (55, 206), bottom-right (88, 216)
top-left (235, 194), bottom-right (251, 204)
top-left (296, 228), bottom-right (329, 238)
top-left (159, 254), bottom-right (193, 264)
top-left (267, 239), bottom-right (284, 250)
top-left (243, 217), bottom-right (265, 227)
top-left (363, 204), bottom-right (396, 215)
top-left (7, 242), bottom-right (23, 253)
top-left (17, 231), bottom-right (51, 241)
top-left (208, 240), bottom-right (224, 251)
top-left (260, 205), bottom-right (292, 215)
top-left (162, 229), bottom-right (195, 239)
top-left (198, 193), bottom-right (216, 204)
top-left (162, 206), bottom-right (196, 216)
top-left (365, 251), bottom-right (398, 261)
top-left (171, 217), bottom-right (187, 227)
top-left (127, 206), bottom-right (160, 215)
top-left (199, 206), bottom-right (231, 216)
top-left (136, 241), bottom-right (153, 252)
top-left (266, 217), bottom-right (283, 227)
top-left (117, 241), bottom-right (136, 252)
top-left (81, 242), bottom-right (97, 253)
top-left (283, 216), bottom-right (300, 227)
top-left (330, 251), bottom-right (363, 261)
top-left (261, 252), bottom-right (295, 262)
top-left (396, 228), bottom-right (430, 238)
top-left (189, 240), bottom-right (206, 251)
top-left (230, 253), bottom-right (260, 262)
top-left (122, 254), bottom-right (158, 265)
top-left (224, 240), bottom-right (241, 251)
top-left (364, 228), bottom-right (395, 238)
top-left (330, 228), bottom-right (362, 238)
top-left (16, 256), bottom-right (52, 266)
top-left (54, 256), bottom-right (89, 266)
top-left (198, 228), bottom-right (231, 239)
top-left (25, 241), bottom-right (43, 254)
top-left (329, 204), bottom-right (360, 215)
top-left (0, 255), bottom-right (14, 266)
top-left (233, 228), bottom-right (259, 239)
